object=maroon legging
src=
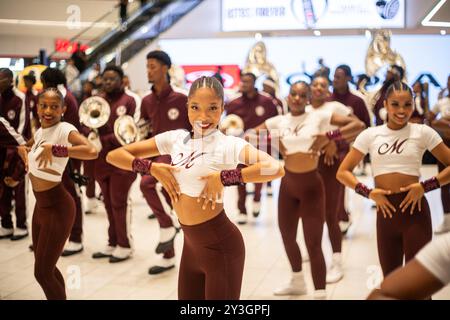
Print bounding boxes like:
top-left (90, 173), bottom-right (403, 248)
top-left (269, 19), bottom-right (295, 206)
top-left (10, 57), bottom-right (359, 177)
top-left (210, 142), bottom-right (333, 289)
top-left (140, 155), bottom-right (175, 259)
top-left (278, 168), bottom-right (326, 290)
top-left (178, 211), bottom-right (245, 300)
top-left (377, 191), bottom-right (432, 277)
top-left (318, 155), bottom-right (344, 253)
top-left (83, 159), bottom-right (96, 199)
top-left (32, 183), bottom-right (75, 300)
top-left (438, 138), bottom-right (450, 214)
top-left (63, 160), bottom-right (83, 243)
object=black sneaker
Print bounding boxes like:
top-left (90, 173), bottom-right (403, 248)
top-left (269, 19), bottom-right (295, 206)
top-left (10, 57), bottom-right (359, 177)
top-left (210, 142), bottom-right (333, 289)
top-left (155, 235), bottom-right (177, 254)
top-left (148, 264), bottom-right (175, 275)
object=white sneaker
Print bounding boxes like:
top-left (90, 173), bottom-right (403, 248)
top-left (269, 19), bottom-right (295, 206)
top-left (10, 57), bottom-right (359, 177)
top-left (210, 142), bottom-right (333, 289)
top-left (435, 214), bottom-right (450, 234)
top-left (85, 197), bottom-right (102, 214)
top-left (92, 245), bottom-right (115, 259)
top-left (237, 213), bottom-right (248, 225)
top-left (273, 272), bottom-right (308, 296)
top-left (339, 215), bottom-right (353, 235)
top-left (326, 253), bottom-right (344, 284)
top-left (109, 246), bottom-right (133, 263)
top-left (11, 227), bottom-right (29, 241)
top-left (148, 257), bottom-right (176, 275)
top-left (0, 227), bottom-right (13, 239)
top-left (61, 241), bottom-right (83, 256)
top-left (313, 289), bottom-right (327, 300)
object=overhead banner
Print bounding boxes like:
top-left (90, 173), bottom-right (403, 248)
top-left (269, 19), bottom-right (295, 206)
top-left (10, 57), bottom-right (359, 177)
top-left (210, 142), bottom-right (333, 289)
top-left (181, 65), bottom-right (241, 89)
top-left (222, 0), bottom-right (405, 31)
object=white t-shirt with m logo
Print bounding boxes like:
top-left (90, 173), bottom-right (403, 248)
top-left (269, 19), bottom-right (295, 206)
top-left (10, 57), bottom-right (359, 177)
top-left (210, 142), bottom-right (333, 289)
top-left (352, 123), bottom-right (442, 177)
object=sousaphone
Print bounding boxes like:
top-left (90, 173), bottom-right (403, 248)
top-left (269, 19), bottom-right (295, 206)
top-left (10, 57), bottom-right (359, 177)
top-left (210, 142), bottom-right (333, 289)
top-left (79, 96), bottom-right (111, 152)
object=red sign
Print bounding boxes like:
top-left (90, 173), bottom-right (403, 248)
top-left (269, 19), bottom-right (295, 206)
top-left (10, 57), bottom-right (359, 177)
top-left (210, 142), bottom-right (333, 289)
top-left (55, 39), bottom-right (89, 54)
top-left (181, 65), bottom-right (241, 89)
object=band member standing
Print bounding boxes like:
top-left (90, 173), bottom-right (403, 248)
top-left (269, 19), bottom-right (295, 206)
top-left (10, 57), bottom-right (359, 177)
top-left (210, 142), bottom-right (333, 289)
top-left (0, 68), bottom-right (29, 240)
top-left (307, 76), bottom-right (354, 284)
top-left (140, 50), bottom-right (191, 274)
top-left (0, 116), bottom-right (26, 146)
top-left (331, 65), bottom-right (372, 233)
top-left (225, 72), bottom-right (278, 224)
top-left (39, 68), bottom-right (84, 256)
top-left (91, 65), bottom-right (138, 263)
top-left (107, 76), bottom-right (284, 299)
top-left (23, 73), bottom-right (39, 135)
top-left (250, 81), bottom-right (364, 298)
top-left (337, 81), bottom-right (450, 278)
top-left (18, 88), bottom-right (97, 300)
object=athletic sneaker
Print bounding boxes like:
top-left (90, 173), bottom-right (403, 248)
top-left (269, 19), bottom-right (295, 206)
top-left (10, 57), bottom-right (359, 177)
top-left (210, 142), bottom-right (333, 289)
top-left (85, 197), bottom-right (103, 214)
top-left (435, 214), bottom-right (450, 234)
top-left (11, 228), bottom-right (28, 241)
top-left (62, 241), bottom-right (83, 256)
top-left (0, 227), bottom-right (13, 239)
top-left (339, 215), bottom-right (353, 235)
top-left (148, 257), bottom-right (176, 275)
top-left (273, 272), bottom-right (308, 296)
top-left (326, 253), bottom-right (344, 284)
top-left (237, 213), bottom-right (248, 225)
top-left (155, 227), bottom-right (178, 254)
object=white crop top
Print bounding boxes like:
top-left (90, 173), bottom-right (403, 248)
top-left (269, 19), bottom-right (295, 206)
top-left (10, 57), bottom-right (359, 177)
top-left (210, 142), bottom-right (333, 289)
top-left (352, 123), bottom-right (442, 177)
top-left (155, 129), bottom-right (249, 199)
top-left (28, 122), bottom-right (78, 182)
top-left (265, 111), bottom-right (332, 155)
top-left (306, 101), bottom-right (352, 131)
top-left (415, 233), bottom-right (450, 285)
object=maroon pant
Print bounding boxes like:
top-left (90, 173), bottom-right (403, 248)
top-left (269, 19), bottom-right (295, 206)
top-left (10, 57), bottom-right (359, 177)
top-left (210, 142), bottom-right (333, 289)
top-left (377, 192), bottom-right (432, 277)
top-left (438, 138), bottom-right (450, 214)
top-left (140, 155), bottom-right (175, 258)
top-left (32, 183), bottom-right (75, 300)
top-left (64, 160), bottom-right (83, 243)
top-left (237, 165), bottom-right (262, 215)
top-left (178, 211), bottom-right (245, 300)
top-left (83, 159), bottom-right (96, 199)
top-left (0, 179), bottom-right (27, 229)
top-left (278, 169), bottom-right (326, 290)
top-left (318, 155), bottom-right (345, 253)
top-left (95, 160), bottom-right (136, 248)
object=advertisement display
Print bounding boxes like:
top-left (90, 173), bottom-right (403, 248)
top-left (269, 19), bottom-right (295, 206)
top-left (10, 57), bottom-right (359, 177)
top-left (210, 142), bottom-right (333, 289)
top-left (222, 0), bottom-right (405, 31)
top-left (181, 64), bottom-right (241, 89)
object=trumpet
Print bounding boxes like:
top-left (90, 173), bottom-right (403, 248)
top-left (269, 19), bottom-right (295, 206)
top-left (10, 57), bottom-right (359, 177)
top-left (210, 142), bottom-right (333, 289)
top-left (79, 96), bottom-right (111, 152)
top-left (114, 116), bottom-right (152, 146)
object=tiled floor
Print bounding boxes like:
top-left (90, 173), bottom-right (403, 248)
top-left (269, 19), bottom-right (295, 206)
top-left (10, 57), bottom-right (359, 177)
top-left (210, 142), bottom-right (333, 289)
top-left (1, 165), bottom-right (449, 300)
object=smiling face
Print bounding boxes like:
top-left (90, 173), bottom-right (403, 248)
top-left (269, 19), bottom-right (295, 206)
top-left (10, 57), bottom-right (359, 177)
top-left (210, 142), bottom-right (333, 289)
top-left (287, 82), bottom-right (309, 115)
top-left (37, 91), bottom-right (66, 128)
top-left (187, 87), bottom-right (224, 137)
top-left (384, 89), bottom-right (414, 129)
top-left (311, 76), bottom-right (330, 102)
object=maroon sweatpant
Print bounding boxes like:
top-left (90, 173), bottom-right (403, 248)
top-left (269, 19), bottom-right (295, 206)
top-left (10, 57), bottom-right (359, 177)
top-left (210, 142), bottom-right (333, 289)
top-left (83, 159), bottom-right (96, 199)
top-left (0, 179), bottom-right (27, 229)
top-left (32, 183), bottom-right (75, 300)
top-left (438, 138), bottom-right (450, 214)
top-left (95, 164), bottom-right (136, 248)
top-left (377, 192), bottom-right (432, 277)
top-left (140, 155), bottom-right (175, 258)
top-left (278, 169), bottom-right (326, 290)
top-left (64, 160), bottom-right (83, 243)
top-left (178, 211), bottom-right (245, 300)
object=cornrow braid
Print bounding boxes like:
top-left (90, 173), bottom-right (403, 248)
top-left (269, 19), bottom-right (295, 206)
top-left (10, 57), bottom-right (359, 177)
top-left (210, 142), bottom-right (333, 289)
top-left (188, 76), bottom-right (224, 102)
top-left (38, 87), bottom-right (65, 106)
top-left (385, 81), bottom-right (413, 100)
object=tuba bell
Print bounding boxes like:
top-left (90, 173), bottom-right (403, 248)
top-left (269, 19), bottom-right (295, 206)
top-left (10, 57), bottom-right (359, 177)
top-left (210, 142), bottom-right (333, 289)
top-left (114, 116), bottom-right (152, 146)
top-left (79, 96), bottom-right (111, 152)
top-left (220, 114), bottom-right (244, 137)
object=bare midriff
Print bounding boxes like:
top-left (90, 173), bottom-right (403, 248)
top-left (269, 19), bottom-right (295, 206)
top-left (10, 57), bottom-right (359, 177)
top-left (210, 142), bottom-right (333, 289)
top-left (29, 172), bottom-right (60, 192)
top-left (375, 173), bottom-right (419, 193)
top-left (173, 194), bottom-right (224, 226)
top-left (283, 152), bottom-right (319, 173)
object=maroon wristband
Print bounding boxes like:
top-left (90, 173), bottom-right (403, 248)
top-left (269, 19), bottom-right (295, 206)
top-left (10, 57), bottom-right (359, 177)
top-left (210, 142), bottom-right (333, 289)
top-left (326, 129), bottom-right (343, 141)
top-left (220, 168), bottom-right (244, 186)
top-left (355, 182), bottom-right (372, 198)
top-left (132, 158), bottom-right (152, 175)
top-left (51, 144), bottom-right (69, 157)
top-left (420, 177), bottom-right (440, 193)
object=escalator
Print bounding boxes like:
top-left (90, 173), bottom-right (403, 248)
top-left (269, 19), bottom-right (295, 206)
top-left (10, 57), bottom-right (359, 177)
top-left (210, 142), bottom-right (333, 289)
top-left (51, 0), bottom-right (202, 82)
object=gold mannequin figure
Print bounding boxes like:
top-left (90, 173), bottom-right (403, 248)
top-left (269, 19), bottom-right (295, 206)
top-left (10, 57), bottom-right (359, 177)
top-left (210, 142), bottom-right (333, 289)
top-left (243, 41), bottom-right (279, 91)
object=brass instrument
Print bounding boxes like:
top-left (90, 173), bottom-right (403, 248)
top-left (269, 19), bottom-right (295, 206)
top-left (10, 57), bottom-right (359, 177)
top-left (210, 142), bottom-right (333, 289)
top-left (79, 96), bottom-right (110, 152)
top-left (114, 116), bottom-right (152, 146)
top-left (220, 114), bottom-right (244, 137)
